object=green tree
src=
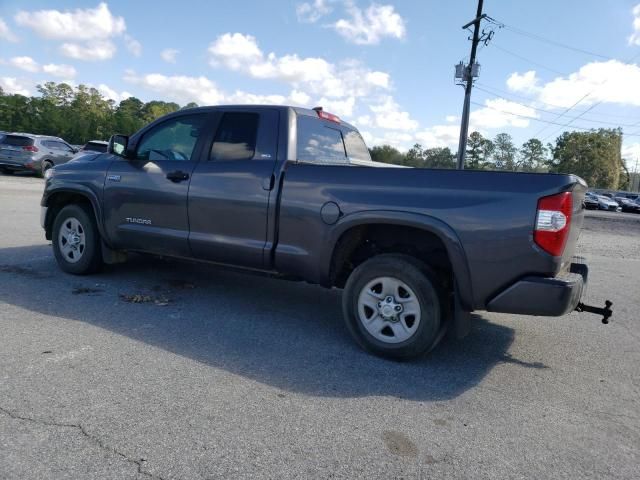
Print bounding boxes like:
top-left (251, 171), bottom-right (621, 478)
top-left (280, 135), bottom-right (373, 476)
top-left (423, 147), bottom-right (456, 169)
top-left (493, 133), bottom-right (517, 170)
top-left (466, 131), bottom-right (493, 170)
top-left (519, 138), bottom-right (548, 172)
top-left (549, 128), bottom-right (622, 188)
top-left (369, 145), bottom-right (406, 166)
top-left (142, 100), bottom-right (180, 123)
top-left (114, 97), bottom-right (145, 135)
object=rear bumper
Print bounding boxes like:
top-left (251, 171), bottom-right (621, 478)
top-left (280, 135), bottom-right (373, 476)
top-left (486, 263), bottom-right (587, 317)
top-left (0, 160), bottom-right (37, 172)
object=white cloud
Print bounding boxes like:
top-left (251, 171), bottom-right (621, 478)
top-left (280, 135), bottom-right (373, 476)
top-left (6, 56), bottom-right (77, 78)
top-left (60, 40), bottom-right (116, 61)
top-left (124, 70), bottom-right (314, 109)
top-left (42, 63), bottom-right (77, 78)
top-left (124, 71), bottom-right (225, 105)
top-left (208, 32), bottom-right (391, 101)
top-left (98, 84), bottom-right (131, 102)
top-left (10, 56), bottom-right (39, 73)
top-left (14, 2), bottom-right (125, 40)
top-left (296, 0), bottom-right (332, 23)
top-left (365, 71), bottom-right (390, 89)
top-left (415, 125), bottom-right (460, 149)
top-left (445, 115), bottom-right (459, 123)
top-left (538, 60), bottom-right (640, 108)
top-left (0, 77), bottom-right (30, 96)
top-left (124, 34), bottom-right (142, 56)
top-left (506, 70), bottom-right (539, 94)
top-left (289, 89), bottom-right (311, 105)
top-left (622, 142), bottom-right (640, 159)
top-left (355, 115), bottom-right (372, 127)
top-left (0, 17), bottom-right (18, 42)
top-left (470, 98), bottom-right (538, 129)
top-left (161, 48), bottom-right (179, 64)
top-left (333, 4), bottom-right (406, 45)
top-left (369, 96), bottom-right (419, 131)
top-left (315, 96), bottom-right (356, 117)
top-left (628, 4), bottom-right (640, 46)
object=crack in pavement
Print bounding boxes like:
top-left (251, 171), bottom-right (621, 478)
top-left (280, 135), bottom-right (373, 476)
top-left (0, 405), bottom-right (166, 480)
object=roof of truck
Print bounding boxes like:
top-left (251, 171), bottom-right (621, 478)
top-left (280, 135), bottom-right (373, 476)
top-left (178, 105), bottom-right (358, 131)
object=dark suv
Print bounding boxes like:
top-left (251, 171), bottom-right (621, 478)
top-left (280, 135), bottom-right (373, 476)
top-left (0, 133), bottom-right (77, 175)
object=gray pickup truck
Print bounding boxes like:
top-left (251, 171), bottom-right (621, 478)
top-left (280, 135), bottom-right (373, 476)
top-left (40, 105), bottom-right (611, 359)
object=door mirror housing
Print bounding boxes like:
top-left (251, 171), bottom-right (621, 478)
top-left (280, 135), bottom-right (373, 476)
top-left (108, 134), bottom-right (131, 158)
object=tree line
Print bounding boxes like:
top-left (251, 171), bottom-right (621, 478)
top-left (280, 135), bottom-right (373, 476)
top-left (370, 129), bottom-right (630, 190)
top-left (0, 82), bottom-right (193, 146)
top-left (0, 81), bottom-right (630, 190)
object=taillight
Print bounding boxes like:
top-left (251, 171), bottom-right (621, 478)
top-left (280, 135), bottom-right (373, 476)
top-left (22, 145), bottom-right (39, 152)
top-left (316, 110), bottom-right (340, 123)
top-left (534, 191), bottom-right (572, 256)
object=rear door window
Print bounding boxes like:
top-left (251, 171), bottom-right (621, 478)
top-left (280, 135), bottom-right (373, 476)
top-left (210, 112), bottom-right (259, 161)
top-left (296, 116), bottom-right (347, 164)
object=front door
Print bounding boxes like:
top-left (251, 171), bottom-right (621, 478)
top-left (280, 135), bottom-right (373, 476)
top-left (188, 109), bottom-right (279, 268)
top-left (103, 112), bottom-right (210, 257)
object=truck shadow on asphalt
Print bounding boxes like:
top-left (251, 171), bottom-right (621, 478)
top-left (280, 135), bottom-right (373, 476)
top-left (0, 244), bottom-right (549, 401)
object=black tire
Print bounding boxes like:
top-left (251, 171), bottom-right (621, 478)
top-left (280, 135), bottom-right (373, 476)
top-left (342, 254), bottom-right (443, 360)
top-left (52, 204), bottom-right (102, 275)
top-left (0, 168), bottom-right (14, 175)
top-left (40, 161), bottom-right (53, 178)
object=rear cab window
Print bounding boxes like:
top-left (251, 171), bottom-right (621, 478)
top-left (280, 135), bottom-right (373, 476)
top-left (296, 114), bottom-right (371, 165)
top-left (2, 135), bottom-right (34, 147)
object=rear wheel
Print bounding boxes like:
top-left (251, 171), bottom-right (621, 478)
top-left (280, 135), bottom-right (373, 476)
top-left (52, 204), bottom-right (102, 274)
top-left (40, 161), bottom-right (54, 178)
top-left (342, 254), bottom-right (443, 360)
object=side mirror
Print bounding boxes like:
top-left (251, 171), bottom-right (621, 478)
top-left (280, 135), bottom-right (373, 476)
top-left (108, 134), bottom-right (131, 158)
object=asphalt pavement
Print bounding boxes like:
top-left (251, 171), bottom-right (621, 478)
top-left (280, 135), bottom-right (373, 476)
top-left (0, 174), bottom-right (639, 479)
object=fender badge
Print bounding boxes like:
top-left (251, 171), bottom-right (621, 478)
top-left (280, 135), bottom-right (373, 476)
top-left (107, 174), bottom-right (121, 182)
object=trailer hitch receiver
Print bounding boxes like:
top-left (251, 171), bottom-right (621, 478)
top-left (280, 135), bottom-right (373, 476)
top-left (576, 300), bottom-right (613, 324)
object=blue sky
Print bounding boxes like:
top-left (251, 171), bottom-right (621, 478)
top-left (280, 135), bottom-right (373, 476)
top-left (1, 0), bottom-right (640, 166)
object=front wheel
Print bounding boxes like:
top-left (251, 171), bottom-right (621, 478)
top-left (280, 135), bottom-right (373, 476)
top-left (52, 204), bottom-right (102, 274)
top-left (342, 254), bottom-right (443, 360)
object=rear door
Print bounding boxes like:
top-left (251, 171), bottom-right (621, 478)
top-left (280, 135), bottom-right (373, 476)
top-left (49, 140), bottom-right (75, 165)
top-left (188, 108), bottom-right (279, 268)
top-left (103, 112), bottom-right (210, 257)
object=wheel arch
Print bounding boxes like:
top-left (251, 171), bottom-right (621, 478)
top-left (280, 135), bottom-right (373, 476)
top-left (323, 210), bottom-right (474, 310)
top-left (43, 186), bottom-right (105, 242)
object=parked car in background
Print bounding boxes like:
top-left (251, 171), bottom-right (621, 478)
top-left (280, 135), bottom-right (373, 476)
top-left (614, 196), bottom-right (640, 213)
top-left (80, 140), bottom-right (108, 153)
top-left (0, 133), bottom-right (77, 175)
top-left (584, 193), bottom-right (599, 210)
top-left (595, 195), bottom-right (620, 211)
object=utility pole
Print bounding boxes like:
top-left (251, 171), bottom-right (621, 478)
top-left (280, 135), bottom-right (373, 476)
top-left (456, 0), bottom-right (488, 170)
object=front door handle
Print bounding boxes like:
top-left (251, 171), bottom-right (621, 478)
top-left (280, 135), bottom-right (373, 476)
top-left (166, 170), bottom-right (190, 182)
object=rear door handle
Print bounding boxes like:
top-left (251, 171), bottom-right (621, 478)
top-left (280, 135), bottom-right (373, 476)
top-left (166, 170), bottom-right (190, 182)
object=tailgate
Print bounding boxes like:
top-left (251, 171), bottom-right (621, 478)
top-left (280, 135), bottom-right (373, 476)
top-left (561, 178), bottom-right (587, 269)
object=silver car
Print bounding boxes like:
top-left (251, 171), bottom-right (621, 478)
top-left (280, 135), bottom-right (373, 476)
top-left (0, 133), bottom-right (78, 176)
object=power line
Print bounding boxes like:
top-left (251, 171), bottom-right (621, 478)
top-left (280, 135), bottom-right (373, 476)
top-left (490, 43), bottom-right (567, 76)
top-left (475, 82), bottom-right (640, 119)
top-left (473, 86), bottom-right (640, 128)
top-left (489, 18), bottom-right (613, 60)
top-left (469, 100), bottom-right (640, 137)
